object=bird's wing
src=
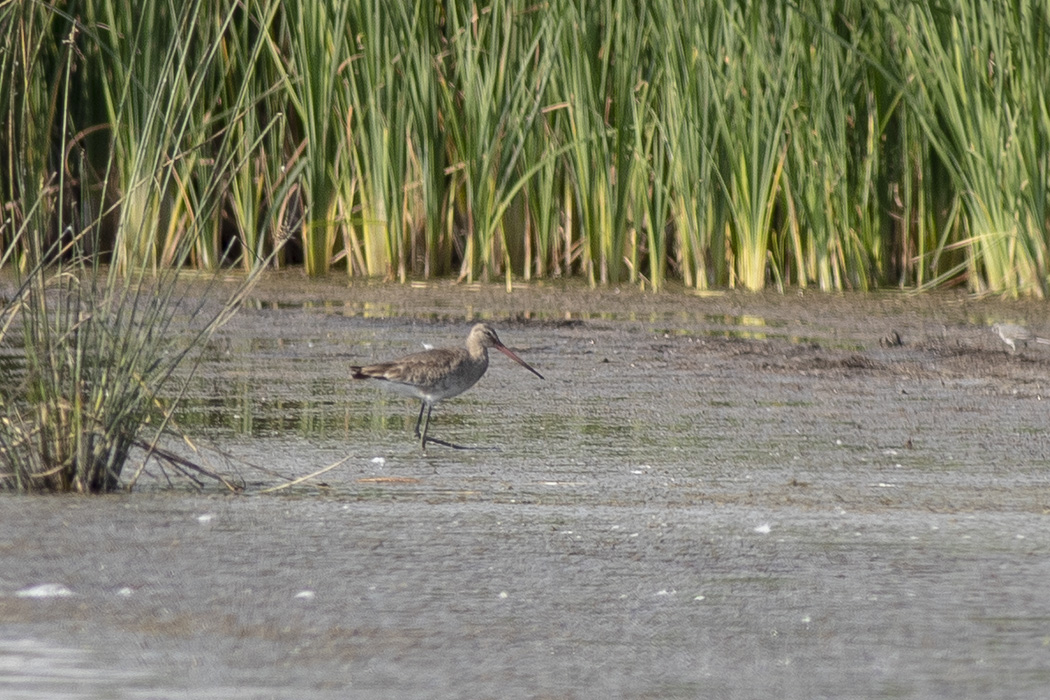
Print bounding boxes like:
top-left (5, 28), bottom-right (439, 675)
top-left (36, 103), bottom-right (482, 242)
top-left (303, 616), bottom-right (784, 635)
top-left (354, 348), bottom-right (464, 384)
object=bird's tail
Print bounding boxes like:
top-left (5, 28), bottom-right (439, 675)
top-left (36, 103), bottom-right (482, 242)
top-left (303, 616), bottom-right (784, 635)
top-left (350, 366), bottom-right (368, 379)
top-left (1035, 337), bottom-right (1050, 345)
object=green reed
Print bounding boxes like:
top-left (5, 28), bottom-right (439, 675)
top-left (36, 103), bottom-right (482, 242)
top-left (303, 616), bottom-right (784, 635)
top-left (439, 2), bottom-right (559, 285)
top-left (275, 0), bottom-right (352, 276)
top-left (897, 0), bottom-right (1050, 296)
top-left (652, 2), bottom-right (721, 289)
top-left (2, 0), bottom-right (1049, 295)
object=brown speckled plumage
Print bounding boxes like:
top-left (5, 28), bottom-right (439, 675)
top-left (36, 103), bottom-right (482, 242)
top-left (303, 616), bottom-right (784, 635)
top-left (350, 324), bottom-right (543, 449)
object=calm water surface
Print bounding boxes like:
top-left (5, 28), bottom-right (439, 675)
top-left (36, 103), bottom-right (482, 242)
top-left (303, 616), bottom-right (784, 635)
top-left (2, 283), bottom-right (1050, 699)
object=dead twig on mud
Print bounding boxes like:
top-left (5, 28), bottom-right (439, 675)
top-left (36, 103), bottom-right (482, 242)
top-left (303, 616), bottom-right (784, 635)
top-left (257, 455), bottom-right (354, 494)
top-left (131, 439), bottom-right (242, 493)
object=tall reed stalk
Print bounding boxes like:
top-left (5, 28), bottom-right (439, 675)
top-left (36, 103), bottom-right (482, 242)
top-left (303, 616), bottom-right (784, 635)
top-left (655, 2), bottom-right (723, 289)
top-left (272, 0), bottom-right (351, 276)
top-left (439, 2), bottom-right (559, 285)
top-left (711, 3), bottom-right (795, 291)
top-left (389, 1), bottom-right (448, 279)
top-left (783, 2), bottom-right (880, 290)
top-left (555, 0), bottom-right (650, 286)
top-left (899, 0), bottom-right (1050, 296)
top-left (222, 1), bottom-right (294, 272)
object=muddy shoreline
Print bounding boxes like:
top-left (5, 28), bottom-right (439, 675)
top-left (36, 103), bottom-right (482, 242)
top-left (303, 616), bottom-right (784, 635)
top-left (2, 276), bottom-right (1050, 698)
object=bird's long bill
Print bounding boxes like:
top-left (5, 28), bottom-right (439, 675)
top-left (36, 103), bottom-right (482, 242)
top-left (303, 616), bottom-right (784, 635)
top-left (495, 344), bottom-right (544, 380)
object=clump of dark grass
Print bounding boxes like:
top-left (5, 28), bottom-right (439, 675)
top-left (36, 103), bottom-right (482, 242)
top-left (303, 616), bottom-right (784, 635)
top-left (0, 233), bottom-right (270, 492)
top-left (0, 1), bottom-right (283, 492)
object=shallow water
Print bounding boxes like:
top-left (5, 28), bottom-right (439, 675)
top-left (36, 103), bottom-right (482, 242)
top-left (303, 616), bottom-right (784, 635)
top-left (3, 279), bottom-right (1050, 698)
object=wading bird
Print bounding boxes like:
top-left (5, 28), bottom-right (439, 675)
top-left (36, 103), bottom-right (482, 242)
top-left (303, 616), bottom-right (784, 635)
top-left (350, 324), bottom-right (544, 450)
top-left (992, 322), bottom-right (1050, 353)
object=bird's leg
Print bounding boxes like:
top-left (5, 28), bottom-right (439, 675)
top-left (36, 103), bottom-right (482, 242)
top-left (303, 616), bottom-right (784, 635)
top-left (420, 435), bottom-right (498, 451)
top-left (419, 404), bottom-right (433, 450)
top-left (416, 404), bottom-right (497, 451)
top-left (414, 402), bottom-right (426, 438)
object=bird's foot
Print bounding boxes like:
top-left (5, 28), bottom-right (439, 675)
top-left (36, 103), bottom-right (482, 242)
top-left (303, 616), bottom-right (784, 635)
top-left (421, 436), bottom-right (500, 452)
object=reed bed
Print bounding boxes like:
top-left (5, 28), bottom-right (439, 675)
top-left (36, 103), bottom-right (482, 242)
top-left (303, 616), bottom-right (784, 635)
top-left (2, 0), bottom-right (1049, 296)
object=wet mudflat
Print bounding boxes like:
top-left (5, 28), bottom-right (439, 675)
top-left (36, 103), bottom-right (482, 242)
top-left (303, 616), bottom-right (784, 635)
top-left (3, 276), bottom-right (1050, 699)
